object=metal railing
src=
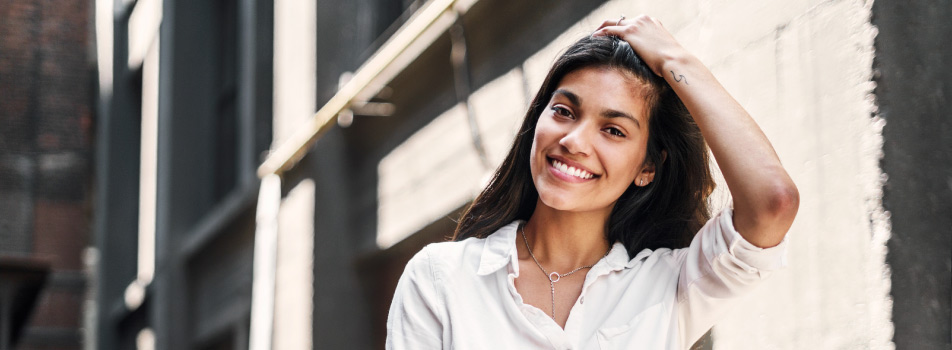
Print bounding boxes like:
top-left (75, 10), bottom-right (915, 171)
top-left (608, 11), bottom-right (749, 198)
top-left (256, 0), bottom-right (477, 178)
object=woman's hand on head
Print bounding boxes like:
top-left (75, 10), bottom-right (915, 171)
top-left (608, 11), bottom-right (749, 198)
top-left (595, 16), bottom-right (799, 248)
top-left (592, 15), bottom-right (690, 78)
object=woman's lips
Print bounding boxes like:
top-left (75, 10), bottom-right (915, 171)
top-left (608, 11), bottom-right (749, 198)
top-left (547, 157), bottom-right (597, 182)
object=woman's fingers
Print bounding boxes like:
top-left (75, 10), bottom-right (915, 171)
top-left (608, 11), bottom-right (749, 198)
top-left (592, 15), bottom-right (661, 36)
top-left (595, 14), bottom-right (635, 31)
top-left (595, 18), bottom-right (619, 31)
top-left (592, 15), bottom-right (681, 76)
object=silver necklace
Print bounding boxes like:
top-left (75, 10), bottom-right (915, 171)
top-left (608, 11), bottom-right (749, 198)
top-left (519, 224), bottom-right (608, 320)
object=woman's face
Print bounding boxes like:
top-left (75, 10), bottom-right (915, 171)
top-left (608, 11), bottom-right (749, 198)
top-left (530, 66), bottom-right (655, 214)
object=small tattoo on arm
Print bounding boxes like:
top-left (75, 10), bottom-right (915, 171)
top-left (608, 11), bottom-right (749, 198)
top-left (670, 70), bottom-right (688, 85)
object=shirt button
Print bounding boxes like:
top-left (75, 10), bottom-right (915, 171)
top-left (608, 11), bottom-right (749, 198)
top-left (579, 296), bottom-right (584, 304)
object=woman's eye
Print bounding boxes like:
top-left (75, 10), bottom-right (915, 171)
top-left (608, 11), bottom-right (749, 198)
top-left (606, 127), bottom-right (626, 137)
top-left (551, 106), bottom-right (573, 118)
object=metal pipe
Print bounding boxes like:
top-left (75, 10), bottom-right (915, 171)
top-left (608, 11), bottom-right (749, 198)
top-left (257, 0), bottom-right (473, 178)
top-left (249, 174), bottom-right (281, 350)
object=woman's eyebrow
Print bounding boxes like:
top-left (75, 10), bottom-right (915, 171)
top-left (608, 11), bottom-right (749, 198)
top-left (602, 109), bottom-right (641, 129)
top-left (554, 88), bottom-right (641, 129)
top-left (553, 89), bottom-right (581, 106)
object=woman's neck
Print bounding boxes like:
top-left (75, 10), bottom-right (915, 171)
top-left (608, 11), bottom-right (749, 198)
top-left (521, 199), bottom-right (612, 271)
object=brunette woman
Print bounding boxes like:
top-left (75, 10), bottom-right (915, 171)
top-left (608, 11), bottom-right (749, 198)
top-left (387, 15), bottom-right (798, 349)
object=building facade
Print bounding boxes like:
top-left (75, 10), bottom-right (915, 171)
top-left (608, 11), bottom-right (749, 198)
top-left (92, 0), bottom-right (949, 349)
top-left (0, 1), bottom-right (95, 349)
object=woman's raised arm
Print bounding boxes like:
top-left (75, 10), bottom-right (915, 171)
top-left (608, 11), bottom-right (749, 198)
top-left (594, 15), bottom-right (799, 248)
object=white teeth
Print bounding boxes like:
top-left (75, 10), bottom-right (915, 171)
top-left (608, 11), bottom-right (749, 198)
top-left (550, 159), bottom-right (593, 180)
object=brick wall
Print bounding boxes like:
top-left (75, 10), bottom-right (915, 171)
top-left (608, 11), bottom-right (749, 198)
top-left (0, 0), bottom-right (93, 348)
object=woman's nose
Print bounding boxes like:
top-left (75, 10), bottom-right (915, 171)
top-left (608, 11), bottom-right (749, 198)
top-left (559, 125), bottom-right (594, 155)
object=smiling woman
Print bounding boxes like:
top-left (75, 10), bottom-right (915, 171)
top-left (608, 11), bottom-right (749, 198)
top-left (386, 15), bottom-right (798, 350)
top-left (531, 68), bottom-right (652, 213)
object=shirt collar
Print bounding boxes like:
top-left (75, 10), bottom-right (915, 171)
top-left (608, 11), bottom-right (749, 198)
top-left (476, 221), bottom-right (522, 276)
top-left (476, 220), bottom-right (651, 276)
top-left (604, 242), bottom-right (632, 270)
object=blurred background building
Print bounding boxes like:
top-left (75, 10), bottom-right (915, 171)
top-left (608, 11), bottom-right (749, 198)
top-left (0, 1), bottom-right (94, 349)
top-left (0, 0), bottom-right (948, 349)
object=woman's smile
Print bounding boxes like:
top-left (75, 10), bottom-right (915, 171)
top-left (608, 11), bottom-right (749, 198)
top-left (547, 156), bottom-right (597, 182)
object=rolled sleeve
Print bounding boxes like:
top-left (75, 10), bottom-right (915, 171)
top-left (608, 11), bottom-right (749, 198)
top-left (676, 208), bottom-right (789, 346)
top-left (387, 247), bottom-right (445, 350)
top-left (723, 210), bottom-right (788, 273)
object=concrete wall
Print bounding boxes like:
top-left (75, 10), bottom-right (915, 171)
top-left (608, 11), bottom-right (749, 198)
top-left (375, 0), bottom-right (906, 348)
top-left (666, 1), bottom-right (892, 348)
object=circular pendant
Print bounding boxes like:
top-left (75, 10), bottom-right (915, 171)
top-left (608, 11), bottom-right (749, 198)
top-left (549, 272), bottom-right (561, 283)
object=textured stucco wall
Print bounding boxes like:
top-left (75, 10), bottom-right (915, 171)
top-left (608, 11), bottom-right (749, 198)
top-left (376, 0), bottom-right (893, 348)
top-left (662, 0), bottom-right (892, 348)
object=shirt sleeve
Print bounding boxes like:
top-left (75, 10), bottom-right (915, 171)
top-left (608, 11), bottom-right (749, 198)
top-left (675, 208), bottom-right (789, 347)
top-left (386, 246), bottom-right (445, 350)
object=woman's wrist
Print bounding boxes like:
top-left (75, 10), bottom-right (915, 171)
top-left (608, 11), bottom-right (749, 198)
top-left (659, 51), bottom-right (701, 86)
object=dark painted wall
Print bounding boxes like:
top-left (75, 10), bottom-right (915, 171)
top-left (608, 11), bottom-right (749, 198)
top-left (873, 0), bottom-right (952, 349)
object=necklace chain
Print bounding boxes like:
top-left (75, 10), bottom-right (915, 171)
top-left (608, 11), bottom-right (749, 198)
top-left (519, 224), bottom-right (608, 320)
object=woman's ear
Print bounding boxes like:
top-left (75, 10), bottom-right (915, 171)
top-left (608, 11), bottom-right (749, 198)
top-left (636, 150), bottom-right (666, 186)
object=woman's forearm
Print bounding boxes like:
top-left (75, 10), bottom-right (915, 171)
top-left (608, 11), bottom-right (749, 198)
top-left (662, 54), bottom-right (798, 247)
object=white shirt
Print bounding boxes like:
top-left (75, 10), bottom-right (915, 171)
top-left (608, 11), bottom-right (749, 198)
top-left (386, 209), bottom-right (788, 350)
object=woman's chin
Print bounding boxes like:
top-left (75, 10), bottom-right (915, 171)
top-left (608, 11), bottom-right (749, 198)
top-left (537, 192), bottom-right (588, 213)
top-left (536, 186), bottom-right (619, 215)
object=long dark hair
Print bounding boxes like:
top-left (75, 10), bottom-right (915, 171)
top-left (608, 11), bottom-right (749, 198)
top-left (453, 35), bottom-right (714, 257)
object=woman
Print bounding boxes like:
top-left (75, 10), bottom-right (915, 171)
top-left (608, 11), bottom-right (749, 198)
top-left (387, 15), bottom-right (798, 349)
